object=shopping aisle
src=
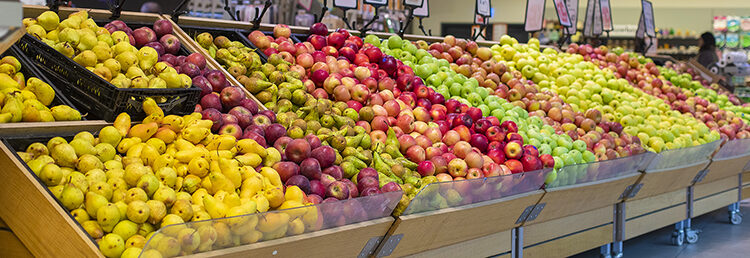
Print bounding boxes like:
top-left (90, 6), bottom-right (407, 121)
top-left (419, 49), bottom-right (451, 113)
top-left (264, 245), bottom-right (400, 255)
top-left (573, 200), bottom-right (750, 257)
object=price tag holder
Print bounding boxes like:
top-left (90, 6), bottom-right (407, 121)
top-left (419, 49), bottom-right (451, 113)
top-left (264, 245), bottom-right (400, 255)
top-left (476, 0), bottom-right (491, 18)
top-left (642, 0), bottom-right (655, 37)
top-left (565, 0), bottom-right (579, 34)
top-left (404, 0), bottom-right (424, 8)
top-left (524, 0), bottom-right (546, 32)
top-left (600, 0), bottom-right (612, 31)
top-left (333, 0), bottom-right (358, 9)
top-left (553, 0), bottom-right (572, 27)
top-left (364, 0), bottom-right (389, 7)
top-left (413, 0), bottom-right (429, 17)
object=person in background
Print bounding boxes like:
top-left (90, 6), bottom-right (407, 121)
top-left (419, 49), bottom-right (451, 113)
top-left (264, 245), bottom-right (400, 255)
top-left (697, 32), bottom-right (719, 68)
top-left (140, 2), bottom-right (161, 13)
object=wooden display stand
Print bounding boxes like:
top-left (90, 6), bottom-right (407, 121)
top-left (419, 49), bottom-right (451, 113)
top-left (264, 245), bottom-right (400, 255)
top-left (624, 189), bottom-right (687, 240)
top-left (522, 206), bottom-right (613, 258)
top-left (699, 155), bottom-right (750, 184)
top-left (381, 190), bottom-right (544, 257)
top-left (693, 175), bottom-right (741, 218)
top-left (0, 217), bottom-right (32, 257)
top-left (523, 173), bottom-right (639, 225)
top-left (186, 217), bottom-right (394, 258)
top-left (625, 161), bottom-right (710, 201)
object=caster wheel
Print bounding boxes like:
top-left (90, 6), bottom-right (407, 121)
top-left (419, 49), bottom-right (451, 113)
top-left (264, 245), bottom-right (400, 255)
top-left (730, 213), bottom-right (742, 225)
top-left (686, 231), bottom-right (699, 244)
top-left (671, 231), bottom-right (684, 246)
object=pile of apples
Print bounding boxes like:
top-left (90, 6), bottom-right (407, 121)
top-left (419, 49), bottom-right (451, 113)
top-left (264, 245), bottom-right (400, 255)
top-left (578, 44), bottom-right (750, 140)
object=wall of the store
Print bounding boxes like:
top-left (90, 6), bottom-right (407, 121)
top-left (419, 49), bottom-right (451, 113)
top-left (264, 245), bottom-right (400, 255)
top-left (425, 0), bottom-right (750, 37)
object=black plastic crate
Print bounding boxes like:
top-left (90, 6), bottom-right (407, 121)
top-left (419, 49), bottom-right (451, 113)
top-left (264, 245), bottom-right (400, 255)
top-left (2, 46), bottom-right (86, 121)
top-left (179, 25), bottom-right (268, 62)
top-left (15, 34), bottom-right (200, 122)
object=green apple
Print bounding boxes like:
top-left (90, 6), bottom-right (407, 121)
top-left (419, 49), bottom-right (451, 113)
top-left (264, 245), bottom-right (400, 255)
top-left (538, 144), bottom-right (552, 155)
top-left (490, 109), bottom-right (505, 119)
top-left (387, 35), bottom-right (402, 49)
top-left (552, 147), bottom-right (569, 157)
top-left (582, 151), bottom-right (596, 163)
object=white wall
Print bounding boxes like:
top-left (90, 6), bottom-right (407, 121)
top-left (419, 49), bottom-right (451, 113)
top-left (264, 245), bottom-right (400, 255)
top-left (423, 0), bottom-right (750, 36)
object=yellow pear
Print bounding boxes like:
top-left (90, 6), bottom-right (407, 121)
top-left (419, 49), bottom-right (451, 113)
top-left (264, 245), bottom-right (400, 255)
top-left (50, 105), bottom-right (81, 121)
top-left (99, 233), bottom-right (125, 257)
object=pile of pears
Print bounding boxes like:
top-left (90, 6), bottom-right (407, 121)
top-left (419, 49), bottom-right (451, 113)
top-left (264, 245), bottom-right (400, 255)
top-left (193, 33), bottom-right (303, 111)
top-left (0, 55), bottom-right (80, 122)
top-left (24, 11), bottom-right (191, 89)
top-left (17, 100), bottom-right (319, 257)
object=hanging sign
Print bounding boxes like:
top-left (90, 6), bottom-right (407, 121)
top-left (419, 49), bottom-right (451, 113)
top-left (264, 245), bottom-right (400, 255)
top-left (413, 0), bottom-right (429, 17)
top-left (404, 0), bottom-right (423, 8)
top-left (583, 0), bottom-right (603, 37)
top-left (333, 0), bottom-right (358, 9)
top-left (565, 0), bottom-right (579, 34)
top-left (553, 0), bottom-right (572, 27)
top-left (364, 0), bottom-right (388, 7)
top-left (476, 0), bottom-right (491, 17)
top-left (636, 0), bottom-right (655, 38)
top-left (600, 0), bottom-right (612, 31)
top-left (524, 0), bottom-right (546, 32)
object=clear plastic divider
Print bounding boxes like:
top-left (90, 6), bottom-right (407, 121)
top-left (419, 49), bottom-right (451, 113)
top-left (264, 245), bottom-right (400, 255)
top-left (713, 139), bottom-right (750, 160)
top-left (646, 140), bottom-right (722, 171)
top-left (402, 169), bottom-right (552, 216)
top-left (139, 191), bottom-right (401, 257)
top-left (547, 152), bottom-right (657, 188)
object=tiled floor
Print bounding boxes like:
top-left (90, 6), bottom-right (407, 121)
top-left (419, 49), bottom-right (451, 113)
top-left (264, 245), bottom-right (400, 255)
top-left (572, 200), bottom-right (750, 257)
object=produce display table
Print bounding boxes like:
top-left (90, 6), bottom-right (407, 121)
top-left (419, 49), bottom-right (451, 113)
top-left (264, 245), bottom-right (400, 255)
top-left (379, 170), bottom-right (550, 257)
top-left (522, 206), bottom-right (614, 258)
top-left (624, 141), bottom-right (720, 202)
top-left (624, 189), bottom-right (687, 240)
top-left (693, 175), bottom-right (741, 218)
top-left (699, 139), bottom-right (750, 184)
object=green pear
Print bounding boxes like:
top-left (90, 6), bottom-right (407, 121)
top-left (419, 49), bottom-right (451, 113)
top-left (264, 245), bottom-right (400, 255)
top-left (125, 235), bottom-right (146, 249)
top-left (50, 105), bottom-right (81, 121)
top-left (112, 220), bottom-right (139, 240)
top-left (69, 138), bottom-right (95, 157)
top-left (39, 163), bottom-right (63, 186)
top-left (97, 203), bottom-right (121, 232)
top-left (85, 191), bottom-right (109, 218)
top-left (126, 200), bottom-right (150, 224)
top-left (94, 143), bottom-right (116, 162)
top-left (99, 233), bottom-right (125, 257)
top-left (146, 200), bottom-right (167, 225)
top-left (137, 47), bottom-right (158, 71)
top-left (26, 142), bottom-right (49, 158)
top-left (111, 189), bottom-right (127, 203)
top-left (60, 184), bottom-right (84, 210)
top-left (124, 188), bottom-right (148, 204)
top-left (81, 220), bottom-right (104, 239)
top-left (107, 177), bottom-right (127, 191)
top-left (49, 185), bottom-right (64, 199)
top-left (124, 164), bottom-right (147, 187)
top-left (137, 174), bottom-right (160, 197)
top-left (120, 247), bottom-right (142, 258)
top-left (85, 168), bottom-right (107, 186)
top-left (46, 137), bottom-right (67, 151)
top-left (114, 201), bottom-right (128, 221)
top-left (67, 171), bottom-right (88, 192)
top-left (51, 143), bottom-right (78, 168)
top-left (89, 181), bottom-right (113, 200)
top-left (170, 199), bottom-right (194, 222)
top-left (152, 187), bottom-right (176, 207)
top-left (78, 154), bottom-right (103, 172)
top-left (26, 159), bottom-right (49, 175)
top-left (155, 167), bottom-right (177, 189)
top-left (70, 208), bottom-right (90, 223)
top-left (104, 160), bottom-right (123, 172)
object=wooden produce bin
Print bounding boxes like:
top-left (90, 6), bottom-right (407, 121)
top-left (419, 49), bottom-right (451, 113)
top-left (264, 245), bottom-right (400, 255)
top-left (693, 175), bottom-right (741, 218)
top-left (699, 139), bottom-right (750, 184)
top-left (0, 217), bottom-right (33, 257)
top-left (380, 170), bottom-right (551, 257)
top-left (522, 206), bottom-right (613, 258)
top-left (524, 153), bottom-right (655, 226)
top-left (624, 141), bottom-right (721, 201)
top-left (624, 189), bottom-right (687, 240)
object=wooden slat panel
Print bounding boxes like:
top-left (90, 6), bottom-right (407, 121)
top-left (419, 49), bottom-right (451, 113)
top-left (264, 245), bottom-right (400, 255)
top-left (701, 156), bottom-right (750, 183)
top-left (625, 189), bottom-right (686, 219)
top-left (742, 185), bottom-right (750, 200)
top-left (404, 230), bottom-right (512, 258)
top-left (525, 174), bottom-right (638, 225)
top-left (0, 121), bottom-right (109, 138)
top-left (0, 143), bottom-right (101, 257)
top-left (524, 206), bottom-right (612, 246)
top-left (694, 175), bottom-right (739, 199)
top-left (693, 189), bottom-right (738, 217)
top-left (625, 204), bottom-right (686, 240)
top-left (628, 161), bottom-right (708, 201)
top-left (0, 229), bottom-right (33, 258)
top-left (185, 218), bottom-right (393, 258)
top-left (386, 191), bottom-right (543, 257)
top-left (523, 225), bottom-right (612, 258)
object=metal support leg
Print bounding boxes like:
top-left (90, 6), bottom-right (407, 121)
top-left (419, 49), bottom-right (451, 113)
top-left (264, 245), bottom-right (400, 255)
top-left (612, 202), bottom-right (624, 258)
top-left (599, 244), bottom-right (611, 258)
top-left (730, 174), bottom-right (743, 225)
top-left (512, 227), bottom-right (523, 258)
top-left (684, 186), bottom-right (700, 244)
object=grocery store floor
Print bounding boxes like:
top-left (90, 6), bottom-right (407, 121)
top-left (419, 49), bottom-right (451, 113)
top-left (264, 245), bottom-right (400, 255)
top-left (573, 200), bottom-right (750, 258)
